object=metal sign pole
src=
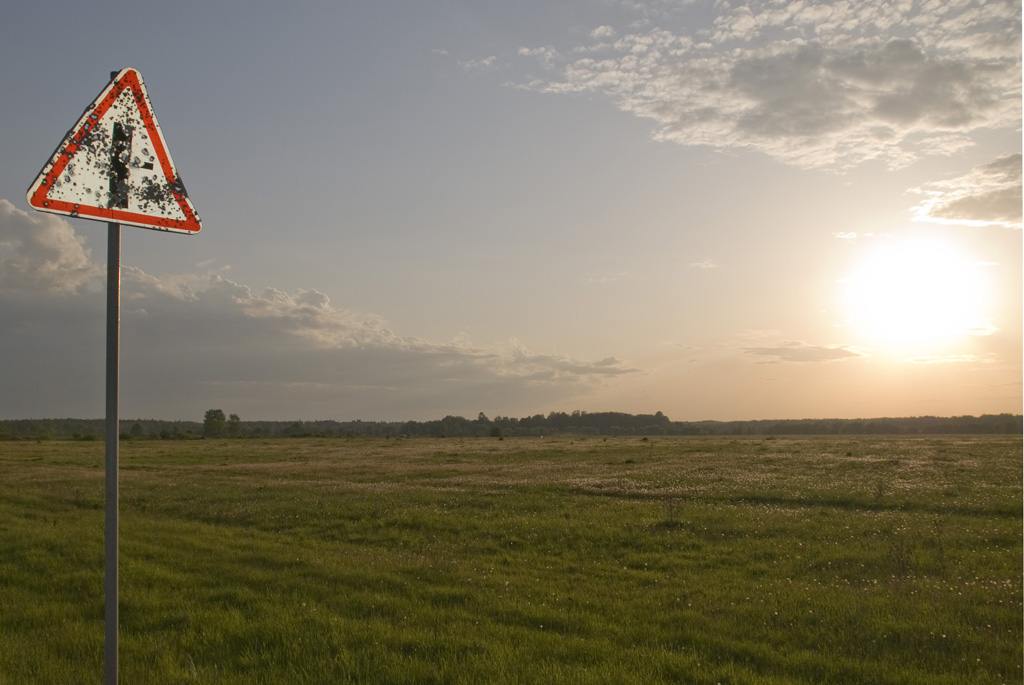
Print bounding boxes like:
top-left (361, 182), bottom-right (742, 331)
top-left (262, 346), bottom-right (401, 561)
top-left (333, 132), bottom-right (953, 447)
top-left (104, 220), bottom-right (120, 685)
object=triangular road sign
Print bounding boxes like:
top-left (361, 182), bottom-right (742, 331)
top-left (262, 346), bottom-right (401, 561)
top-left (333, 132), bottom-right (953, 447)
top-left (27, 68), bottom-right (201, 233)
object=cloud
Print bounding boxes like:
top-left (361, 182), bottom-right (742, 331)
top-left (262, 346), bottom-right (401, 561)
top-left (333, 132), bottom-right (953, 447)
top-left (745, 341), bottom-right (863, 363)
top-left (513, 1), bottom-right (1021, 168)
top-left (905, 354), bottom-right (984, 364)
top-left (689, 259), bottom-right (720, 270)
top-left (0, 200), bottom-right (102, 294)
top-left (910, 153), bottom-right (1023, 228)
top-left (459, 56), bottom-right (497, 72)
top-left (0, 204), bottom-right (637, 419)
top-left (588, 272), bottom-right (630, 283)
top-left (518, 46), bottom-right (558, 68)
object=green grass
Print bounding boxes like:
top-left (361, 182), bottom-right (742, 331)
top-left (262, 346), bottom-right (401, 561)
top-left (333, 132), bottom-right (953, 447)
top-left (0, 436), bottom-right (1020, 683)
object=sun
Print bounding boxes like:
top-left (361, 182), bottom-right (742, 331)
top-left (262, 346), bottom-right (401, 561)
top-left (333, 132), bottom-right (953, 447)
top-left (839, 237), bottom-right (993, 349)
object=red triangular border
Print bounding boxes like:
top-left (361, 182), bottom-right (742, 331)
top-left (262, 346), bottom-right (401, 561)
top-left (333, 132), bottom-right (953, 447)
top-left (27, 68), bottom-right (201, 233)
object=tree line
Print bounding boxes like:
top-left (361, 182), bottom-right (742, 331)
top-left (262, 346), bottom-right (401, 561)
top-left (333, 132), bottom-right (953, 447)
top-left (1, 411), bottom-right (1020, 441)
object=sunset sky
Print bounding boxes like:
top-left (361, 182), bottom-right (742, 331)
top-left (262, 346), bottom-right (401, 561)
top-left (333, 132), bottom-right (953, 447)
top-left (0, 0), bottom-right (1020, 422)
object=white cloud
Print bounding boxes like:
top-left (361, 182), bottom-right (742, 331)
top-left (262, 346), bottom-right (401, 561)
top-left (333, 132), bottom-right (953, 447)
top-left (0, 204), bottom-right (638, 419)
top-left (745, 340), bottom-right (863, 363)
top-left (689, 259), bottom-right (720, 269)
top-left (588, 272), bottom-right (630, 283)
top-left (0, 200), bottom-right (102, 294)
top-left (518, 46), bottom-right (559, 68)
top-left (459, 55), bottom-right (497, 72)
top-left (910, 153), bottom-right (1023, 228)
top-left (905, 354), bottom-right (984, 364)
top-left (512, 1), bottom-right (1021, 169)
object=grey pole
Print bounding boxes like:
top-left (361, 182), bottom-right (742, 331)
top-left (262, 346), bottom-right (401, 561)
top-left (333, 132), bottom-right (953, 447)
top-left (104, 67), bottom-right (124, 685)
top-left (104, 220), bottom-right (120, 685)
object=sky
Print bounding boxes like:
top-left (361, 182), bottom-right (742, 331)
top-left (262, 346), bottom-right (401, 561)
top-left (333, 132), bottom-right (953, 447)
top-left (0, 0), bottom-right (1020, 422)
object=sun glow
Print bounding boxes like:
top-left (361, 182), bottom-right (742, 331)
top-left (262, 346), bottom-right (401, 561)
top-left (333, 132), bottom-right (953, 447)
top-left (840, 237), bottom-right (994, 348)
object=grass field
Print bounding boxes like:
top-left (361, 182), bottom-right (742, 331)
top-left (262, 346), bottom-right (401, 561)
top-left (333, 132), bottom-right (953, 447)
top-left (0, 435), bottom-right (1020, 683)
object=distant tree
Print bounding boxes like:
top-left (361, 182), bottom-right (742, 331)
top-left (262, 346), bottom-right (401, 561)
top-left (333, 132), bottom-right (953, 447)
top-left (203, 409), bottom-right (227, 438)
top-left (227, 413), bottom-right (242, 438)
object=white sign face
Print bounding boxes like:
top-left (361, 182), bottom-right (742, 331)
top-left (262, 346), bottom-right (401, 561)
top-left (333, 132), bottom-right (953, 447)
top-left (27, 68), bottom-right (201, 233)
